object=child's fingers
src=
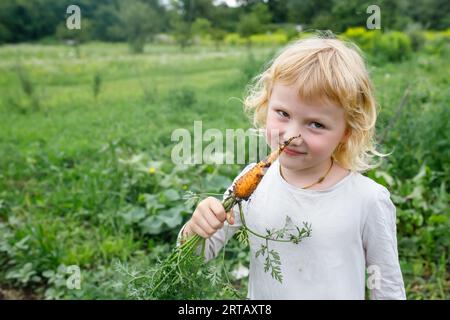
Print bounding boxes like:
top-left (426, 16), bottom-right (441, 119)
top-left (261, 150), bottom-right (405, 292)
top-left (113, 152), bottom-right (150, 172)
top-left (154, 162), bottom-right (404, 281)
top-left (226, 210), bottom-right (235, 225)
top-left (193, 214), bottom-right (216, 237)
top-left (206, 197), bottom-right (227, 222)
top-left (203, 211), bottom-right (224, 230)
top-left (189, 223), bottom-right (209, 239)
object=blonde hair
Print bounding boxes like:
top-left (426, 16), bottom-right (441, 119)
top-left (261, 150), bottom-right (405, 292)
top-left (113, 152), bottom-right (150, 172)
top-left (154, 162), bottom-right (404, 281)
top-left (243, 36), bottom-right (384, 172)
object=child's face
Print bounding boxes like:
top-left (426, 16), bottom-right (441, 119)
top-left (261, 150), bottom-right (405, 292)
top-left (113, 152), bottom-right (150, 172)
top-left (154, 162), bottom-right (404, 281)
top-left (265, 82), bottom-right (348, 171)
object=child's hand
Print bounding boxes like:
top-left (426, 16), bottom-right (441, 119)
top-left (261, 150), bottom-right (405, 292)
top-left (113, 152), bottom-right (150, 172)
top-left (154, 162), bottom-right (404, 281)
top-left (183, 197), bottom-right (234, 239)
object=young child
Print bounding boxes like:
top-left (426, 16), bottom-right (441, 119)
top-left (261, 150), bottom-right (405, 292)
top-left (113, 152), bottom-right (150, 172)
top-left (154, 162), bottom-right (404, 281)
top-left (179, 37), bottom-right (406, 300)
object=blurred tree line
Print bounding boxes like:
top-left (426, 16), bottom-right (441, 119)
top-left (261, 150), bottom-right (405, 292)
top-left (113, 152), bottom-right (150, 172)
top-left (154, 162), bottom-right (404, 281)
top-left (0, 0), bottom-right (449, 51)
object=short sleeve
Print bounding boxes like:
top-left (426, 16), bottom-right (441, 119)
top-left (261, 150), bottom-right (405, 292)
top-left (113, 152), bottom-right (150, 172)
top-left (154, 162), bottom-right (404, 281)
top-left (176, 163), bottom-right (256, 261)
top-left (362, 187), bottom-right (406, 300)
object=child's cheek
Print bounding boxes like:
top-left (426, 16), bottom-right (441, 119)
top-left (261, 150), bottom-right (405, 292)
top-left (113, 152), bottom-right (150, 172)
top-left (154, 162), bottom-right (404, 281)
top-left (304, 135), bottom-right (329, 156)
top-left (265, 119), bottom-right (283, 150)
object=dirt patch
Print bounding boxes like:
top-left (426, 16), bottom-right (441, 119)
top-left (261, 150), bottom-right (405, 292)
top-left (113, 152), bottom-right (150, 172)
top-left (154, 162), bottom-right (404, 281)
top-left (0, 285), bottom-right (39, 300)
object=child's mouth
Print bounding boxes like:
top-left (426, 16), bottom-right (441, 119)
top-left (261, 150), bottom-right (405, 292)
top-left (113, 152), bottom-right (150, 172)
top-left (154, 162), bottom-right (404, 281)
top-left (284, 148), bottom-right (307, 157)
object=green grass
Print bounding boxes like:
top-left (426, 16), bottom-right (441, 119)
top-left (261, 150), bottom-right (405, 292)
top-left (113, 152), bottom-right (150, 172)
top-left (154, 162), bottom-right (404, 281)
top-left (0, 41), bottom-right (448, 299)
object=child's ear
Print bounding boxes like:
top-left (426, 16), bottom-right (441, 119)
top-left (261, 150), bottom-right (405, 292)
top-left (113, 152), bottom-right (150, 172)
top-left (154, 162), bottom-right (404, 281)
top-left (340, 128), bottom-right (351, 143)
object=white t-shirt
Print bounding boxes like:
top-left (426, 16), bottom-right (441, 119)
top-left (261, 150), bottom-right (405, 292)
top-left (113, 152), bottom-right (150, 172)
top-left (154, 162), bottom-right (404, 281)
top-left (179, 159), bottom-right (406, 300)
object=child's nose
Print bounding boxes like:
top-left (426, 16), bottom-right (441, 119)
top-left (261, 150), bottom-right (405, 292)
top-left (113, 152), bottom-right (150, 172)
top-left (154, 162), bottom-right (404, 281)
top-left (285, 136), bottom-right (303, 148)
top-left (282, 128), bottom-right (303, 145)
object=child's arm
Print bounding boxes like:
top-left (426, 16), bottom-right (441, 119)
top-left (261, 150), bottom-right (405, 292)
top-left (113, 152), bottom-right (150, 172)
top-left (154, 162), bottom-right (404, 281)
top-left (362, 187), bottom-right (406, 300)
top-left (176, 163), bottom-right (255, 261)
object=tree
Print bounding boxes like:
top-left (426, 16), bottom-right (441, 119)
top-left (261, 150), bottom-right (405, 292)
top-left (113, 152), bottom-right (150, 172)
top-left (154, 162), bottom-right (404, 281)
top-left (192, 17), bottom-right (212, 38)
top-left (191, 17), bottom-right (226, 49)
top-left (0, 0), bottom-right (64, 43)
top-left (118, 0), bottom-right (162, 53)
top-left (409, 0), bottom-right (450, 30)
top-left (237, 2), bottom-right (272, 47)
top-left (267, 0), bottom-right (288, 23)
top-left (169, 0), bottom-right (217, 48)
top-left (285, 0), bottom-right (334, 27)
top-left (91, 3), bottom-right (125, 42)
top-left (169, 9), bottom-right (193, 48)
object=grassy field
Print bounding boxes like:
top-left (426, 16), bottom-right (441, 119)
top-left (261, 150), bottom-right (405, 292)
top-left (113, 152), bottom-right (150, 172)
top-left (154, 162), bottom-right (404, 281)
top-left (0, 41), bottom-right (448, 299)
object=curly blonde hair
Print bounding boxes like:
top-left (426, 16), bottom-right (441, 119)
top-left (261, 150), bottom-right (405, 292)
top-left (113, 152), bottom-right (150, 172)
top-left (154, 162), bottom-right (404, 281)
top-left (243, 36), bottom-right (384, 172)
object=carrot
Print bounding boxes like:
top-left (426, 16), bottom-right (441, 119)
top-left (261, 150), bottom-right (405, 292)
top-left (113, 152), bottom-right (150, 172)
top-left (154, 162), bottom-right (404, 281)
top-left (232, 134), bottom-right (301, 200)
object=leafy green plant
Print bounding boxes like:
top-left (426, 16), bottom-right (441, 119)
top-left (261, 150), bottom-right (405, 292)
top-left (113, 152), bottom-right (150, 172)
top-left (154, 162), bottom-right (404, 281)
top-left (8, 64), bottom-right (42, 113)
top-left (93, 72), bottom-right (102, 99)
top-left (341, 28), bottom-right (412, 63)
top-left (168, 87), bottom-right (196, 111)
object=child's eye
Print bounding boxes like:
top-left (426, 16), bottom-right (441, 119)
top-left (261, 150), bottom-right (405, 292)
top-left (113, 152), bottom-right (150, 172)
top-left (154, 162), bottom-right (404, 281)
top-left (276, 110), bottom-right (290, 118)
top-left (309, 122), bottom-right (325, 129)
